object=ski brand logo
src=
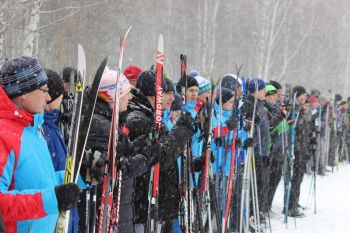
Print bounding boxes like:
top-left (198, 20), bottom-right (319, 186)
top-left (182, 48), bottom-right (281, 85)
top-left (156, 51), bottom-right (164, 64)
top-left (155, 86), bottom-right (163, 124)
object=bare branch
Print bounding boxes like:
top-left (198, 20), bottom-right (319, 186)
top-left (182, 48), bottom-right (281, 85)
top-left (40, 2), bottom-right (101, 14)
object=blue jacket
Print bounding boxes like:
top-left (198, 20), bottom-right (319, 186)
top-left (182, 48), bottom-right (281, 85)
top-left (0, 84), bottom-right (61, 233)
top-left (43, 109), bottom-right (67, 171)
top-left (211, 103), bottom-right (234, 176)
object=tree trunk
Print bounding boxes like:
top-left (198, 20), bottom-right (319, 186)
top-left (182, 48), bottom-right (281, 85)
top-left (22, 0), bottom-right (42, 56)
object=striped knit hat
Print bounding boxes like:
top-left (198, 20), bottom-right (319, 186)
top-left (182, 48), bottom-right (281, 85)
top-left (0, 56), bottom-right (48, 98)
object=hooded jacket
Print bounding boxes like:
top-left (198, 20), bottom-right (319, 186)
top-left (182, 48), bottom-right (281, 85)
top-left (0, 85), bottom-right (60, 232)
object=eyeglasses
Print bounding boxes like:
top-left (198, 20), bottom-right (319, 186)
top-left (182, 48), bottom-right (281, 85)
top-left (39, 88), bottom-right (50, 94)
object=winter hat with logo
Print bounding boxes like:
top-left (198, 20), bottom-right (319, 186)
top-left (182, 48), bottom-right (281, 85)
top-left (177, 74), bottom-right (199, 89)
top-left (265, 84), bottom-right (277, 96)
top-left (194, 75), bottom-right (212, 96)
top-left (123, 65), bottom-right (142, 82)
top-left (171, 93), bottom-right (183, 111)
top-left (248, 78), bottom-right (266, 94)
top-left (216, 87), bottom-right (235, 104)
top-left (44, 68), bottom-right (64, 104)
top-left (0, 56), bottom-right (48, 98)
top-left (221, 74), bottom-right (242, 91)
top-left (98, 67), bottom-right (131, 103)
top-left (291, 85), bottom-right (307, 97)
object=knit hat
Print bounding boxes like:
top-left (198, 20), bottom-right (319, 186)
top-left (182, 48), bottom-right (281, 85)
top-left (248, 78), bottom-right (266, 94)
top-left (177, 74), bottom-right (199, 89)
top-left (221, 74), bottom-right (242, 90)
top-left (123, 65), bottom-right (142, 82)
top-left (291, 85), bottom-right (307, 97)
top-left (44, 68), bottom-right (64, 104)
top-left (136, 69), bottom-right (171, 97)
top-left (310, 89), bottom-right (320, 97)
top-left (216, 87), bottom-right (235, 104)
top-left (0, 56), bottom-right (48, 98)
top-left (171, 93), bottom-right (183, 111)
top-left (269, 80), bottom-right (282, 90)
top-left (265, 84), bottom-right (277, 96)
top-left (98, 68), bottom-right (131, 103)
top-left (194, 75), bottom-right (212, 96)
top-left (62, 67), bottom-right (77, 83)
top-left (339, 100), bottom-right (347, 106)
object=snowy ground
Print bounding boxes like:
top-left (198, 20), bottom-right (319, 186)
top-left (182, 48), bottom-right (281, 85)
top-left (269, 163), bottom-right (350, 233)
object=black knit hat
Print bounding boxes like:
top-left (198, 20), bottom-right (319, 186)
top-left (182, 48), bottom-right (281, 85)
top-left (177, 75), bottom-right (199, 89)
top-left (334, 94), bottom-right (343, 102)
top-left (136, 69), bottom-right (172, 97)
top-left (171, 93), bottom-right (183, 111)
top-left (0, 56), bottom-right (48, 98)
top-left (216, 87), bottom-right (235, 104)
top-left (269, 80), bottom-right (282, 90)
top-left (62, 67), bottom-right (77, 83)
top-left (291, 85), bottom-right (306, 98)
top-left (45, 68), bottom-right (64, 104)
top-left (221, 74), bottom-right (241, 90)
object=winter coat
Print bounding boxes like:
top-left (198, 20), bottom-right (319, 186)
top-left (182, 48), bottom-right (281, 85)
top-left (124, 92), bottom-right (194, 224)
top-left (43, 109), bottom-right (67, 171)
top-left (241, 95), bottom-right (270, 157)
top-left (80, 98), bottom-right (150, 233)
top-left (182, 100), bottom-right (203, 157)
top-left (0, 85), bottom-right (61, 233)
top-left (42, 109), bottom-right (79, 233)
top-left (211, 102), bottom-right (235, 176)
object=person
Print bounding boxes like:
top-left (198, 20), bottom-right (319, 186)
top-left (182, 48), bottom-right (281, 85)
top-left (241, 78), bottom-right (270, 222)
top-left (42, 68), bottom-right (81, 233)
top-left (123, 64), bottom-right (142, 86)
top-left (265, 81), bottom-right (288, 212)
top-left (0, 56), bottom-right (80, 232)
top-left (111, 69), bottom-right (196, 232)
top-left (286, 85), bottom-right (307, 217)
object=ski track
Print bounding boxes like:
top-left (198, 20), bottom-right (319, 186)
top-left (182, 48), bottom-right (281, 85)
top-left (270, 164), bottom-right (350, 233)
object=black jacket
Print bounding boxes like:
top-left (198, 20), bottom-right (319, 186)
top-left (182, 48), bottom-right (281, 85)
top-left (79, 98), bottom-right (151, 233)
top-left (124, 91), bottom-right (195, 224)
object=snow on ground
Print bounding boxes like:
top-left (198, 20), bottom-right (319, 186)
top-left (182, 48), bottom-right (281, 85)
top-left (269, 163), bottom-right (350, 233)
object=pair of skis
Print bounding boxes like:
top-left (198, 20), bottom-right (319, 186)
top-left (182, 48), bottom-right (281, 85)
top-left (57, 44), bottom-right (109, 233)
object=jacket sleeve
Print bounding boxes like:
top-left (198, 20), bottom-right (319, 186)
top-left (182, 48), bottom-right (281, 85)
top-left (0, 141), bottom-right (58, 222)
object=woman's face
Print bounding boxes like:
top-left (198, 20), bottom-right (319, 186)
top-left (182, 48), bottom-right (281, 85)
top-left (222, 96), bottom-right (236, 111)
top-left (119, 92), bottom-right (132, 112)
top-left (186, 86), bottom-right (199, 102)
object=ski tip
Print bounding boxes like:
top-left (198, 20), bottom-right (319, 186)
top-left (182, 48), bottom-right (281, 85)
top-left (158, 34), bottom-right (164, 52)
top-left (125, 26), bottom-right (132, 38)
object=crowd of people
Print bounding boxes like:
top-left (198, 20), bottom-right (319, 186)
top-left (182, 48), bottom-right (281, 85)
top-left (0, 55), bottom-right (349, 233)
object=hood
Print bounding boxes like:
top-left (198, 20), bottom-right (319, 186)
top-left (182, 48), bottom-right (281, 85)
top-left (0, 84), bottom-right (33, 127)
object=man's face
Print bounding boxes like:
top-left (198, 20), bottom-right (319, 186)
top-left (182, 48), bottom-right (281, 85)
top-left (162, 91), bottom-right (175, 110)
top-left (14, 84), bottom-right (51, 114)
top-left (266, 93), bottom-right (278, 104)
top-left (258, 89), bottom-right (266, 100)
top-left (277, 89), bottom-right (283, 101)
top-left (186, 86), bottom-right (199, 102)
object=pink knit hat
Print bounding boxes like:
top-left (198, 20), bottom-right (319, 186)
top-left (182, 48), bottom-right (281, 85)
top-left (98, 67), bottom-right (131, 103)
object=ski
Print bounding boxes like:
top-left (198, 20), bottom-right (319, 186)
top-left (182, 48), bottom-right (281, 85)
top-left (146, 34), bottom-right (164, 233)
top-left (56, 44), bottom-right (87, 233)
top-left (98, 26), bottom-right (132, 233)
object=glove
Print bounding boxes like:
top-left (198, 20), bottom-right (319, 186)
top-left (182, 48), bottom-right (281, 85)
top-left (91, 157), bottom-right (109, 182)
top-left (214, 137), bottom-right (223, 147)
top-left (192, 156), bottom-right (205, 172)
top-left (244, 137), bottom-right (254, 149)
top-left (176, 112), bottom-right (198, 135)
top-left (146, 142), bottom-right (161, 167)
top-left (225, 117), bottom-right (238, 131)
top-left (55, 183), bottom-right (80, 212)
